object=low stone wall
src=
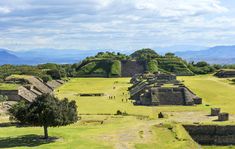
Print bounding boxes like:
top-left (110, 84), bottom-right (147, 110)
top-left (47, 80), bottom-right (62, 89)
top-left (184, 125), bottom-right (235, 145)
top-left (78, 93), bottom-right (105, 97)
top-left (215, 70), bottom-right (235, 78)
top-left (0, 90), bottom-right (21, 101)
top-left (18, 86), bottom-right (37, 102)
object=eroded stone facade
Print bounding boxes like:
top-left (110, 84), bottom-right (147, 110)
top-left (1, 76), bottom-right (64, 102)
top-left (129, 72), bottom-right (202, 106)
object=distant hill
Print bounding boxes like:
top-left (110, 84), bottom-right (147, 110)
top-left (0, 48), bottom-right (103, 65)
top-left (1, 46), bottom-right (235, 65)
top-left (0, 48), bottom-right (131, 65)
top-left (175, 46), bottom-right (235, 64)
top-left (0, 49), bottom-right (20, 65)
top-left (11, 49), bottom-right (95, 64)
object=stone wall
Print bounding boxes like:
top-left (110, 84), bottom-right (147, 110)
top-left (47, 80), bottom-right (63, 89)
top-left (151, 87), bottom-right (185, 105)
top-left (0, 90), bottom-right (21, 101)
top-left (184, 125), bottom-right (235, 145)
top-left (150, 87), bottom-right (195, 105)
top-left (26, 76), bottom-right (52, 93)
top-left (18, 86), bottom-right (37, 102)
top-left (121, 60), bottom-right (145, 77)
top-left (0, 78), bottom-right (64, 102)
top-left (215, 70), bottom-right (235, 78)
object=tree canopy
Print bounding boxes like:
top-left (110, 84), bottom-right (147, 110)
top-left (130, 48), bottom-right (159, 61)
top-left (9, 94), bottom-right (78, 139)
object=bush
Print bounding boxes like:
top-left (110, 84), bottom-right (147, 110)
top-left (41, 75), bottom-right (52, 83)
top-left (146, 60), bottom-right (158, 73)
top-left (115, 110), bottom-right (128, 116)
top-left (46, 69), bottom-right (61, 79)
top-left (130, 48), bottom-right (159, 61)
top-left (110, 60), bottom-right (121, 77)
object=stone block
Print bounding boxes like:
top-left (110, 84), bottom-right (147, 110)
top-left (211, 108), bottom-right (220, 116)
top-left (218, 113), bottom-right (229, 121)
top-left (193, 97), bottom-right (202, 104)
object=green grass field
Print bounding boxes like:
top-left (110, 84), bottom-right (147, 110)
top-left (1, 75), bottom-right (235, 149)
top-left (178, 75), bottom-right (235, 114)
top-left (0, 83), bottom-right (19, 90)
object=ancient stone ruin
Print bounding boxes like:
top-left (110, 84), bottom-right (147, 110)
top-left (78, 93), bottom-right (105, 97)
top-left (121, 60), bottom-right (145, 77)
top-left (129, 72), bottom-right (202, 106)
top-left (218, 113), bottom-right (229, 121)
top-left (214, 70), bottom-right (235, 78)
top-left (0, 75), bottom-right (64, 102)
top-left (184, 125), bottom-right (235, 145)
top-left (211, 108), bottom-right (221, 116)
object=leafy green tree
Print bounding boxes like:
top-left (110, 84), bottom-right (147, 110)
top-left (46, 69), bottom-right (61, 79)
top-left (41, 75), bottom-right (52, 83)
top-left (188, 61), bottom-right (215, 74)
top-left (0, 95), bottom-right (8, 107)
top-left (9, 94), bottom-right (78, 139)
top-left (195, 61), bottom-right (209, 67)
top-left (165, 52), bottom-right (175, 57)
top-left (130, 48), bottom-right (159, 61)
top-left (213, 64), bottom-right (222, 70)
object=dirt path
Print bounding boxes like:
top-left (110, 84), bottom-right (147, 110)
top-left (101, 120), bottom-right (158, 149)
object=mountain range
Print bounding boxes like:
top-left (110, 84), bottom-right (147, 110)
top-left (0, 46), bottom-right (235, 65)
top-left (175, 46), bottom-right (235, 64)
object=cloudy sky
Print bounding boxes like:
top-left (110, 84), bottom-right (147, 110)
top-left (0, 0), bottom-right (235, 51)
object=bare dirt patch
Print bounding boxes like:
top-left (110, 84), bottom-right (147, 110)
top-left (99, 118), bottom-right (156, 149)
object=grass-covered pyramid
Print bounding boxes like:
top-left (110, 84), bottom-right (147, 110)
top-left (75, 49), bottom-right (194, 77)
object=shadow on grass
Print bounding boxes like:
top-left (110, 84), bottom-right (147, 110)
top-left (0, 122), bottom-right (31, 128)
top-left (0, 122), bottom-right (17, 127)
top-left (0, 134), bottom-right (57, 148)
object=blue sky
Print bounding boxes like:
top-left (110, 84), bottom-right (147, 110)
top-left (0, 0), bottom-right (235, 51)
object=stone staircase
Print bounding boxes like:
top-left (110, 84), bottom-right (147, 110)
top-left (18, 86), bottom-right (37, 102)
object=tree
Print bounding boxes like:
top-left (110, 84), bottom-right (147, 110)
top-left (130, 48), bottom-right (159, 61)
top-left (195, 61), bottom-right (209, 67)
top-left (0, 95), bottom-right (8, 107)
top-left (165, 52), bottom-right (175, 57)
top-left (41, 75), bottom-right (52, 83)
top-left (46, 69), bottom-right (61, 79)
top-left (9, 94), bottom-right (78, 139)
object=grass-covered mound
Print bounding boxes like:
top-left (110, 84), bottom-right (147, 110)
top-left (76, 60), bottom-right (122, 77)
top-left (76, 50), bottom-right (195, 77)
top-left (156, 57), bottom-right (194, 76)
top-left (146, 60), bottom-right (158, 73)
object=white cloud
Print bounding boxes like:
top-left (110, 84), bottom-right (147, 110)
top-left (0, 6), bottom-right (11, 14)
top-left (0, 0), bottom-right (234, 50)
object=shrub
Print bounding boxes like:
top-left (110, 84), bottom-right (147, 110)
top-left (110, 60), bottom-right (121, 77)
top-left (146, 60), bottom-right (158, 73)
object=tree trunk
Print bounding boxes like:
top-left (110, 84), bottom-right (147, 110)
top-left (43, 125), bottom-right (48, 139)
